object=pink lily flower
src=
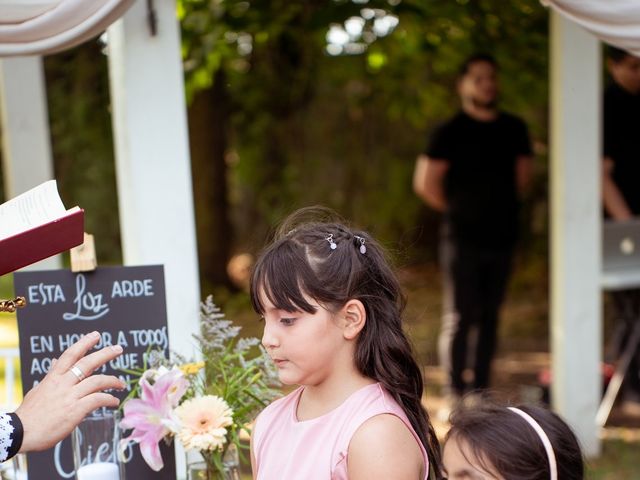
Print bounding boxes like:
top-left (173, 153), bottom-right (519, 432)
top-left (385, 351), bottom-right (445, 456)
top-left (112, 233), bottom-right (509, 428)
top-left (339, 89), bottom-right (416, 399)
top-left (120, 367), bottom-right (189, 471)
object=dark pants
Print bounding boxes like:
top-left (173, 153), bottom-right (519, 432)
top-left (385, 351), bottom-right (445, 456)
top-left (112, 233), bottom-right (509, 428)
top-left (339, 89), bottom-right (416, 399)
top-left (438, 236), bottom-right (513, 396)
top-left (609, 289), bottom-right (640, 402)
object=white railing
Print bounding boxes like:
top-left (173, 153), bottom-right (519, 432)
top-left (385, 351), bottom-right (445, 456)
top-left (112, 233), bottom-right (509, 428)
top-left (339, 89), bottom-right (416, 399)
top-left (0, 348), bottom-right (20, 410)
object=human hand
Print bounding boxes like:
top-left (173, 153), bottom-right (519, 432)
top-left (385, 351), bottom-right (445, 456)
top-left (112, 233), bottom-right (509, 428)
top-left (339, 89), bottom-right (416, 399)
top-left (15, 331), bottom-right (126, 452)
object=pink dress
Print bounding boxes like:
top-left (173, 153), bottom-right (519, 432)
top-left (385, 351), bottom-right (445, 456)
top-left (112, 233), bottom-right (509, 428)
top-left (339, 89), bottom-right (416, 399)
top-left (252, 382), bottom-right (429, 480)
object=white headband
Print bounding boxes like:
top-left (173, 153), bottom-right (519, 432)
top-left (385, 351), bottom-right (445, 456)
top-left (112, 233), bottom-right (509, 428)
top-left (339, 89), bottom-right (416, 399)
top-left (508, 407), bottom-right (558, 480)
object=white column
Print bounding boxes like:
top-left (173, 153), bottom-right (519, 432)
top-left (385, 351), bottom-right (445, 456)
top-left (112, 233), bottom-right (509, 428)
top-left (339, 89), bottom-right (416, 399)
top-left (0, 56), bottom-right (60, 270)
top-left (550, 11), bottom-right (601, 457)
top-left (107, 2), bottom-right (200, 357)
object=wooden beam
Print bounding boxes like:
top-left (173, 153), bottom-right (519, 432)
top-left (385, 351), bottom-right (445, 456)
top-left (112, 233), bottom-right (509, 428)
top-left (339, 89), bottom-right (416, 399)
top-left (107, 0), bottom-right (200, 361)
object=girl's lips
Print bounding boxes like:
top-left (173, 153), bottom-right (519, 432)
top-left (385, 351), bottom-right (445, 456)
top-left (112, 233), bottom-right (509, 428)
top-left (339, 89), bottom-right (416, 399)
top-left (273, 359), bottom-right (288, 366)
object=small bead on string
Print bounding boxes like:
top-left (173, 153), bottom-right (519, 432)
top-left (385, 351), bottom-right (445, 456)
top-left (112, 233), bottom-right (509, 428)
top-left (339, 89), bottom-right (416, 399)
top-left (325, 234), bottom-right (337, 250)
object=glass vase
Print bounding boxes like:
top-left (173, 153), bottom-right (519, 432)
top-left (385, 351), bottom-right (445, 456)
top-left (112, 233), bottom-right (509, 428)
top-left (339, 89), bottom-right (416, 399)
top-left (72, 410), bottom-right (126, 480)
top-left (186, 444), bottom-right (240, 480)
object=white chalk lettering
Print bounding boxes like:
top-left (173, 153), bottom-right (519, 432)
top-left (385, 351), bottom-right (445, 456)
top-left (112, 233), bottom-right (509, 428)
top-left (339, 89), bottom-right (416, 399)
top-left (54, 438), bottom-right (76, 478)
top-left (30, 357), bottom-right (52, 375)
top-left (128, 327), bottom-right (168, 350)
top-left (116, 330), bottom-right (129, 347)
top-left (111, 279), bottom-right (154, 298)
top-left (30, 335), bottom-right (54, 354)
top-left (59, 333), bottom-right (82, 350)
top-left (62, 274), bottom-right (109, 321)
top-left (95, 332), bottom-right (113, 348)
top-left (27, 283), bottom-right (65, 305)
top-left (116, 374), bottom-right (133, 392)
top-left (109, 353), bottom-right (139, 370)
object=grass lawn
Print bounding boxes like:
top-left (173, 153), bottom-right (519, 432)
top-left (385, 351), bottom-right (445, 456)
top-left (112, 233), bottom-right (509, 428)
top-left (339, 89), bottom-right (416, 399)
top-left (587, 433), bottom-right (640, 479)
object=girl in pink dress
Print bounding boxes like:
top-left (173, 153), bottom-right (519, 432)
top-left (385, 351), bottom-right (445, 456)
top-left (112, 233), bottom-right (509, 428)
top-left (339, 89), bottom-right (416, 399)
top-left (249, 208), bottom-right (443, 480)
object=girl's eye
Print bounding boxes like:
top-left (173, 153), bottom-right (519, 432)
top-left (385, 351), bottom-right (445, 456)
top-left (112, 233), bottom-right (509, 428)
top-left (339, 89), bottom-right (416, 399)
top-left (280, 317), bottom-right (296, 326)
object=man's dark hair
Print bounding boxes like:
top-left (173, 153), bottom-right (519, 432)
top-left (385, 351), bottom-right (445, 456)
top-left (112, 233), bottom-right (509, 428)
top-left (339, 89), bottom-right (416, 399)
top-left (607, 45), bottom-right (632, 63)
top-left (459, 53), bottom-right (498, 77)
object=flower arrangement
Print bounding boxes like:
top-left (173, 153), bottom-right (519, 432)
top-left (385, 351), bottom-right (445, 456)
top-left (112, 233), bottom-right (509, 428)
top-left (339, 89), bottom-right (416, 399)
top-left (119, 296), bottom-right (281, 478)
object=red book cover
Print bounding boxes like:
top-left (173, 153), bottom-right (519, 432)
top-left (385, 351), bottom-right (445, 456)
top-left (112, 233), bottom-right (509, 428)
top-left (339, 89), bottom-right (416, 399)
top-left (0, 208), bottom-right (84, 276)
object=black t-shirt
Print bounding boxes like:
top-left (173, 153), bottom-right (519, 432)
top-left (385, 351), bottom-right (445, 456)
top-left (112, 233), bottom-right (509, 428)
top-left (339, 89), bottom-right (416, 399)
top-left (425, 111), bottom-right (532, 249)
top-left (603, 82), bottom-right (640, 215)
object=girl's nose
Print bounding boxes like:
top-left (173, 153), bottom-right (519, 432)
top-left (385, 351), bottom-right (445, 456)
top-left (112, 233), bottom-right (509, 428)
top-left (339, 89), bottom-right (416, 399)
top-left (261, 323), bottom-right (279, 349)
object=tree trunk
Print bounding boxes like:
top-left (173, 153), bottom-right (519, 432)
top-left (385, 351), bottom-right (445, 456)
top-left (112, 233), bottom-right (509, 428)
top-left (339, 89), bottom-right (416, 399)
top-left (188, 69), bottom-right (233, 290)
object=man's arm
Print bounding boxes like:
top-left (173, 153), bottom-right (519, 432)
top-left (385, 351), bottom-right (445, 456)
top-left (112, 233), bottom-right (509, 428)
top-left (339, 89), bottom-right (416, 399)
top-left (516, 154), bottom-right (533, 198)
top-left (602, 156), bottom-right (633, 220)
top-left (413, 154), bottom-right (449, 212)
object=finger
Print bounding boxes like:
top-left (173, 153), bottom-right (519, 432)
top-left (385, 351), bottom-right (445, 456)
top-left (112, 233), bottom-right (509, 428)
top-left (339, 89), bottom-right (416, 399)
top-left (74, 374), bottom-right (126, 398)
top-left (78, 392), bottom-right (120, 414)
top-left (53, 331), bottom-right (101, 373)
top-left (70, 345), bottom-right (123, 382)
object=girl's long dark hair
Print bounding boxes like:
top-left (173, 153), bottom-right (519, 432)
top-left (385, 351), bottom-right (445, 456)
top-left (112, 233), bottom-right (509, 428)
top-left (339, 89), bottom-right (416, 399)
top-left (445, 402), bottom-right (584, 480)
top-left (250, 208), bottom-right (443, 479)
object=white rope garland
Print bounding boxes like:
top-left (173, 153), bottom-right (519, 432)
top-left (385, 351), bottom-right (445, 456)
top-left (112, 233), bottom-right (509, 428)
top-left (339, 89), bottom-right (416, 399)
top-left (542, 0), bottom-right (640, 56)
top-left (0, 0), bottom-right (135, 57)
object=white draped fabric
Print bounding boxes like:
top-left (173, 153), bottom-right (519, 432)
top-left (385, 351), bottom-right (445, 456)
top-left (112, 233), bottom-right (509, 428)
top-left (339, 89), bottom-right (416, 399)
top-left (543, 0), bottom-right (640, 56)
top-left (0, 0), bottom-right (135, 56)
top-left (1, 0), bottom-right (637, 57)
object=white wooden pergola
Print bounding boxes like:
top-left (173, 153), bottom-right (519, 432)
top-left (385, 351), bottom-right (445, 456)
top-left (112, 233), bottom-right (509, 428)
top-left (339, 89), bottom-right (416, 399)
top-left (0, 0), bottom-right (200, 361)
top-left (0, 0), bottom-right (631, 460)
top-left (549, 14), bottom-right (601, 456)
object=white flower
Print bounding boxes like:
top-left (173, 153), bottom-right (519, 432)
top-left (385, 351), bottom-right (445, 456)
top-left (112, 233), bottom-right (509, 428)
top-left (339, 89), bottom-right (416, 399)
top-left (174, 395), bottom-right (233, 451)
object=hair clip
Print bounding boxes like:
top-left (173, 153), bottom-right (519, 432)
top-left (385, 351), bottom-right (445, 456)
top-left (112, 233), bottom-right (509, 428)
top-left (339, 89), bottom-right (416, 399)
top-left (326, 234), bottom-right (337, 250)
top-left (354, 235), bottom-right (366, 254)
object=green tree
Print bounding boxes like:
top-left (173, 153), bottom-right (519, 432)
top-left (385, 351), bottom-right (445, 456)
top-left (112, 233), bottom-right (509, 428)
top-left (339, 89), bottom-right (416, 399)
top-left (35, 0), bottom-right (550, 287)
top-left (180, 0), bottom-right (549, 266)
top-left (44, 42), bottom-right (122, 264)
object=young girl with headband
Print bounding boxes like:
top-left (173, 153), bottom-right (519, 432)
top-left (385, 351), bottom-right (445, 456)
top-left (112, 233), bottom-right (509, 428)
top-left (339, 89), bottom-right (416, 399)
top-left (443, 403), bottom-right (584, 479)
top-left (249, 208), bottom-right (443, 479)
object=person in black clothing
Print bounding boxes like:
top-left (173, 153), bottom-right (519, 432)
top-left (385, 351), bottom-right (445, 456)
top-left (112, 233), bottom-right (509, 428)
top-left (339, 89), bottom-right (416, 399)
top-left (602, 46), bottom-right (640, 411)
top-left (413, 54), bottom-right (533, 409)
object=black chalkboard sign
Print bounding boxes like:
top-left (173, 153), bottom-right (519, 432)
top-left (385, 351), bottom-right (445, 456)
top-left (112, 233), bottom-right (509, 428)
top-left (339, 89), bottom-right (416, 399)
top-left (14, 265), bottom-right (177, 480)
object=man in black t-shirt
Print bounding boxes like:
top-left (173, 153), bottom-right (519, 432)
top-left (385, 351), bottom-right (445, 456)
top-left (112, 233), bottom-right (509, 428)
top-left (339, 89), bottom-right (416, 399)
top-left (413, 54), bottom-right (532, 405)
top-left (602, 46), bottom-right (640, 410)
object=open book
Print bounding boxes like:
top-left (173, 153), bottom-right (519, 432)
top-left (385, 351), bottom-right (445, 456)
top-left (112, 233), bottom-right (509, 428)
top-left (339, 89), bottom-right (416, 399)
top-left (0, 180), bottom-right (84, 276)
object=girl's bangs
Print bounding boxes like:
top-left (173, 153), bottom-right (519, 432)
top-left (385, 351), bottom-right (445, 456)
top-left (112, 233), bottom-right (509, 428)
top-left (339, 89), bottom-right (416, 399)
top-left (250, 242), bottom-right (318, 315)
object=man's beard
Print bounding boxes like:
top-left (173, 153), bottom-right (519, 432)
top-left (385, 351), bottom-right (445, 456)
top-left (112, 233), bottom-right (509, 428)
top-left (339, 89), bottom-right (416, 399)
top-left (472, 97), bottom-right (498, 110)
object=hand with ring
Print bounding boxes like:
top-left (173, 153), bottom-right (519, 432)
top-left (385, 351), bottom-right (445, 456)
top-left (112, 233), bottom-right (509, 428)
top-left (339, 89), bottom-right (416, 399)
top-left (14, 331), bottom-right (125, 452)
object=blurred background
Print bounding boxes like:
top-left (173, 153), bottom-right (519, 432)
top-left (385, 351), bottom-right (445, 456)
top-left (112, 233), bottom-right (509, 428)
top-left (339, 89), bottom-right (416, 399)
top-left (0, 1), bottom-right (637, 477)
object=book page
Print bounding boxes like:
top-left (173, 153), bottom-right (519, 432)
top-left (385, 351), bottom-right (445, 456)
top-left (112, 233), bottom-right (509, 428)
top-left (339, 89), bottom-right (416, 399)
top-left (0, 180), bottom-right (68, 240)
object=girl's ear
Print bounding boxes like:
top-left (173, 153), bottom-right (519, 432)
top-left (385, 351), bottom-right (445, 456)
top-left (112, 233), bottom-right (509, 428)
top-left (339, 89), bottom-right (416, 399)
top-left (340, 299), bottom-right (366, 340)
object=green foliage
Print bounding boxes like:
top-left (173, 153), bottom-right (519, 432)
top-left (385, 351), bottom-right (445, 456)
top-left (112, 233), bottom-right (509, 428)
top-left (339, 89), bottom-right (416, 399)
top-left (178, 0), bottom-right (550, 262)
top-left (38, 0), bottom-right (551, 279)
top-left (189, 297), bottom-right (280, 470)
top-left (120, 296), bottom-right (280, 472)
top-left (195, 295), bottom-right (281, 426)
top-left (44, 42), bottom-right (123, 264)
